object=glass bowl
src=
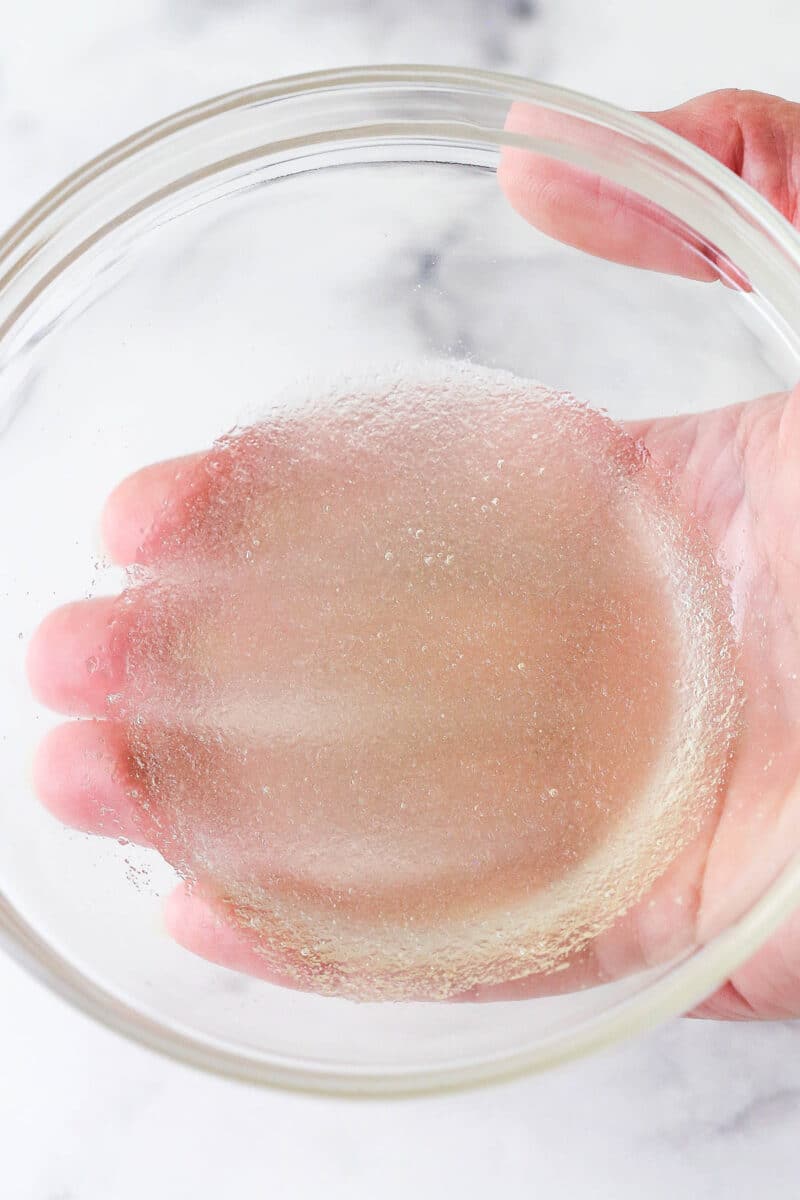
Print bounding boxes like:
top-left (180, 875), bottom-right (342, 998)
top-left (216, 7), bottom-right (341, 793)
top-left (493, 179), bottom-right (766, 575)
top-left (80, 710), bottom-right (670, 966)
top-left (2, 66), bottom-right (800, 1096)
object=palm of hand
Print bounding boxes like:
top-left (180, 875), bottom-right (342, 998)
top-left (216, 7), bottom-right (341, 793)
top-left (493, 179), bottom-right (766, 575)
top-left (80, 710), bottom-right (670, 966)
top-left (639, 390), bottom-right (800, 1018)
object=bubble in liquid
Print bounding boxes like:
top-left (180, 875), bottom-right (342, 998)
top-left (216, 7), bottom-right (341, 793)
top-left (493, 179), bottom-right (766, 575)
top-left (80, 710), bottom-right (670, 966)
top-left (118, 365), bottom-right (739, 1001)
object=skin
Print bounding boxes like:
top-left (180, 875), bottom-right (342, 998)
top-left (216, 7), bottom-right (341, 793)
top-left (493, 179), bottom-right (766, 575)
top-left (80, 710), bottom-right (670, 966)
top-left (26, 88), bottom-right (800, 1016)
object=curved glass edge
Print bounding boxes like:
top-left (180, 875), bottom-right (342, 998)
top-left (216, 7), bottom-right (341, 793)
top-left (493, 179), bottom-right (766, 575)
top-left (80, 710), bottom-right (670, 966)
top-left (3, 66), bottom-right (800, 264)
top-left (2, 849), bottom-right (800, 1097)
top-left (2, 68), bottom-right (800, 359)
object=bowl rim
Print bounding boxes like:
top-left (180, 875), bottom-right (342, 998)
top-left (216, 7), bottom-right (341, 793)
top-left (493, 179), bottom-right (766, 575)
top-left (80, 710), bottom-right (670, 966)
top-left (3, 63), bottom-right (800, 1097)
top-left (5, 64), bottom-right (800, 272)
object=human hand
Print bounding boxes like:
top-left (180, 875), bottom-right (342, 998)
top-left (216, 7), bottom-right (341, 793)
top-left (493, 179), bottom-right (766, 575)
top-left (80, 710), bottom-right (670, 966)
top-left (26, 89), bottom-right (800, 1015)
top-left (497, 88), bottom-right (800, 1017)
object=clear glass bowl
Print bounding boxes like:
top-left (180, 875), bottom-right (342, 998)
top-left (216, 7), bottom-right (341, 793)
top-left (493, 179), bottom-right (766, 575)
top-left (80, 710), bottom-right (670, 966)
top-left (2, 66), bottom-right (800, 1095)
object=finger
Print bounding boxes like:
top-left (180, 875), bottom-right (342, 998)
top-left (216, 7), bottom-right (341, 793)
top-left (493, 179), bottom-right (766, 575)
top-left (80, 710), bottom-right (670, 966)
top-left (500, 105), bottom-right (722, 281)
top-left (648, 89), bottom-right (800, 223)
top-left (690, 896), bottom-right (800, 1021)
top-left (164, 882), bottom-right (307, 990)
top-left (688, 982), bottom-right (759, 1021)
top-left (102, 452), bottom-right (203, 566)
top-left (27, 597), bottom-right (127, 717)
top-left (500, 88), bottom-right (800, 281)
top-left (32, 719), bottom-right (150, 845)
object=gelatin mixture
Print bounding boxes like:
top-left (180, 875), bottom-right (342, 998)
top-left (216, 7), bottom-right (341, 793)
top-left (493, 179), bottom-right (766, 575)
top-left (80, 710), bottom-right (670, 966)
top-left (113, 368), bottom-right (738, 999)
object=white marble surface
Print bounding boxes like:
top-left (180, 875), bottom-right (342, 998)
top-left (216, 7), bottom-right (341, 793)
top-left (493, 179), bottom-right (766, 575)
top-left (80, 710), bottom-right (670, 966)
top-left (2, 1), bottom-right (800, 1196)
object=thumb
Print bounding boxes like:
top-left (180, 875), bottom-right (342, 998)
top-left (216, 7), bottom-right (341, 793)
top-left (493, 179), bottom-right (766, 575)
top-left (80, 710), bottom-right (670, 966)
top-left (500, 88), bottom-right (800, 281)
top-left (647, 89), bottom-right (800, 226)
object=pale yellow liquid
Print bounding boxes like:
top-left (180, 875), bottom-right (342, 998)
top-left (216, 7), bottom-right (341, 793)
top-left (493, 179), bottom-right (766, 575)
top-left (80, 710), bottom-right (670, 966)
top-left (116, 368), bottom-right (738, 999)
